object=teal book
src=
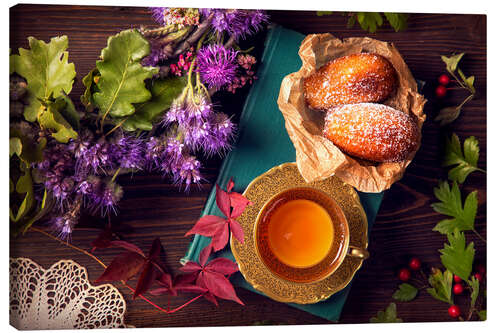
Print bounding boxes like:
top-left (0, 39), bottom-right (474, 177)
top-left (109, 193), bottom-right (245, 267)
top-left (181, 25), bottom-right (384, 322)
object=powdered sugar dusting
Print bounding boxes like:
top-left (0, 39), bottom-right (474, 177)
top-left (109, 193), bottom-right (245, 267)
top-left (304, 53), bottom-right (397, 110)
top-left (323, 103), bottom-right (419, 162)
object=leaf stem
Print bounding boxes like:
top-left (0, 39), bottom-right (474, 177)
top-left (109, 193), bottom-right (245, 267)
top-left (110, 168), bottom-right (122, 183)
top-left (472, 229), bottom-right (486, 243)
top-left (29, 226), bottom-right (204, 316)
top-left (104, 118), bottom-right (127, 137)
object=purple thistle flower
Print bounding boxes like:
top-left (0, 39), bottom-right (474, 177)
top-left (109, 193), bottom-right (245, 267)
top-left (144, 137), bottom-right (164, 170)
top-left (197, 44), bottom-right (238, 90)
top-left (186, 93), bottom-right (213, 121)
top-left (100, 182), bottom-right (123, 215)
top-left (181, 120), bottom-right (210, 149)
top-left (142, 41), bottom-right (165, 67)
top-left (160, 138), bottom-right (184, 174)
top-left (200, 9), bottom-right (268, 40)
top-left (114, 135), bottom-right (145, 170)
top-left (204, 112), bottom-right (236, 155)
top-left (49, 215), bottom-right (76, 241)
top-left (48, 199), bottom-right (82, 241)
top-left (162, 99), bottom-right (187, 126)
top-left (172, 154), bottom-right (202, 190)
top-left (35, 140), bottom-right (77, 205)
top-left (76, 140), bottom-right (115, 175)
top-left (150, 7), bottom-right (166, 25)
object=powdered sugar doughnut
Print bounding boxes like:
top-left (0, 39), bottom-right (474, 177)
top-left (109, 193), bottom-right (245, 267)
top-left (304, 53), bottom-right (397, 110)
top-left (323, 103), bottom-right (419, 162)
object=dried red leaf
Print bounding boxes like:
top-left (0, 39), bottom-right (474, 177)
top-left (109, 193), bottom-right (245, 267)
top-left (109, 240), bottom-right (146, 257)
top-left (199, 271), bottom-right (244, 305)
top-left (229, 219), bottom-right (244, 244)
top-left (184, 215), bottom-right (227, 237)
top-left (148, 238), bottom-right (162, 260)
top-left (204, 292), bottom-right (219, 306)
top-left (179, 261), bottom-right (202, 273)
top-left (199, 246), bottom-right (212, 267)
top-left (149, 287), bottom-right (170, 296)
top-left (158, 273), bottom-right (173, 288)
top-left (229, 192), bottom-right (252, 218)
top-left (91, 229), bottom-right (113, 250)
top-left (215, 184), bottom-right (231, 217)
top-left (210, 223), bottom-right (229, 252)
top-left (205, 257), bottom-right (239, 276)
top-left (96, 252), bottom-right (146, 283)
top-left (133, 261), bottom-right (160, 299)
top-left (226, 178), bottom-right (235, 192)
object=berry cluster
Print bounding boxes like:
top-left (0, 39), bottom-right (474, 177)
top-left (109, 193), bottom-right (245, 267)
top-left (397, 258), bottom-right (486, 319)
top-left (435, 74), bottom-right (450, 98)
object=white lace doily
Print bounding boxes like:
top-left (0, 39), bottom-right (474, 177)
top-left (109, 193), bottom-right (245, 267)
top-left (10, 257), bottom-right (129, 329)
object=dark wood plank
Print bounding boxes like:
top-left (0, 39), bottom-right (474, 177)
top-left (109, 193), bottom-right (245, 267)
top-left (10, 5), bottom-right (486, 327)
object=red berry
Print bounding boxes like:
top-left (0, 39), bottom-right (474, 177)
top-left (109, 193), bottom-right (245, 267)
top-left (435, 85), bottom-right (447, 98)
top-left (476, 264), bottom-right (486, 275)
top-left (474, 272), bottom-right (483, 282)
top-left (398, 268), bottom-right (411, 281)
top-left (448, 305), bottom-right (461, 318)
top-left (409, 258), bottom-right (421, 270)
top-left (453, 283), bottom-right (464, 295)
top-left (438, 74), bottom-right (450, 86)
top-left (453, 275), bottom-right (462, 283)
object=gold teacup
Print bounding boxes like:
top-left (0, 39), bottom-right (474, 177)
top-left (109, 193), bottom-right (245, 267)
top-left (255, 187), bottom-right (369, 283)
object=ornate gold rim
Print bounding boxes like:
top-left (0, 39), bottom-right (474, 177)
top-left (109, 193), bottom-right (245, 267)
top-left (230, 162), bottom-right (368, 304)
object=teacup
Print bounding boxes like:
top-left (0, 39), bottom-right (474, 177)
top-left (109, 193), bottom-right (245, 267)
top-left (254, 187), bottom-right (369, 283)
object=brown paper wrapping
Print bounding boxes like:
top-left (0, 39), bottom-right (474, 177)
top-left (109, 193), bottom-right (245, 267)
top-left (277, 33), bottom-right (427, 193)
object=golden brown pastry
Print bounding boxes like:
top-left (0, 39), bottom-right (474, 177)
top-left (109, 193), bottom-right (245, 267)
top-left (323, 103), bottom-right (419, 162)
top-left (304, 53), bottom-right (397, 110)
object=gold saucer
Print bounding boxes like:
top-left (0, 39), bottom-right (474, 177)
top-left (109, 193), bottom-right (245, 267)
top-left (230, 162), bottom-right (368, 304)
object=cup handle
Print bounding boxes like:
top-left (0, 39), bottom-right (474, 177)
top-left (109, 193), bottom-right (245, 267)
top-left (347, 246), bottom-right (370, 260)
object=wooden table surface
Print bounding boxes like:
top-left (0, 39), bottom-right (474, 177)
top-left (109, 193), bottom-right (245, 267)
top-left (9, 5), bottom-right (486, 327)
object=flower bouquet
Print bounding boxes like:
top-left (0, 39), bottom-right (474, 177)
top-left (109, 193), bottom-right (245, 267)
top-left (9, 8), bottom-right (268, 239)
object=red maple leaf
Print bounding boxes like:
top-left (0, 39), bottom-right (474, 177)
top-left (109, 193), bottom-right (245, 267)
top-left (179, 246), bottom-right (243, 305)
top-left (95, 237), bottom-right (172, 299)
top-left (185, 179), bottom-right (252, 251)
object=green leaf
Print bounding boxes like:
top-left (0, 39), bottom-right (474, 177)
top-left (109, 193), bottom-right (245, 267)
top-left (478, 310), bottom-right (486, 321)
top-left (38, 98), bottom-right (78, 143)
top-left (441, 53), bottom-right (465, 74)
top-left (469, 276), bottom-right (479, 310)
top-left (9, 49), bottom-right (15, 75)
top-left (81, 68), bottom-right (100, 109)
top-left (384, 13), bottom-right (408, 32)
top-left (465, 76), bottom-right (475, 92)
top-left (59, 94), bottom-right (80, 130)
top-left (369, 303), bottom-right (402, 323)
top-left (426, 269), bottom-right (453, 304)
top-left (317, 11), bottom-right (333, 16)
top-left (12, 190), bottom-right (54, 236)
top-left (9, 130), bottom-right (46, 165)
top-left (439, 229), bottom-right (475, 281)
top-left (10, 137), bottom-right (22, 157)
top-left (356, 12), bottom-right (384, 33)
top-left (122, 76), bottom-right (187, 131)
top-left (443, 134), bottom-right (481, 183)
top-left (12, 36), bottom-right (76, 122)
top-left (435, 106), bottom-right (461, 126)
top-left (392, 283), bottom-right (418, 301)
top-left (93, 29), bottom-right (158, 119)
top-left (431, 181), bottom-right (477, 234)
top-left (347, 15), bottom-right (357, 28)
top-left (13, 164), bottom-right (34, 222)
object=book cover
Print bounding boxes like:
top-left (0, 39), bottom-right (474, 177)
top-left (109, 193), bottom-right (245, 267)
top-left (182, 25), bottom-right (384, 322)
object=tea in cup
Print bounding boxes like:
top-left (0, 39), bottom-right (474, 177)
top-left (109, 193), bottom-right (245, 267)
top-left (255, 187), bottom-right (368, 283)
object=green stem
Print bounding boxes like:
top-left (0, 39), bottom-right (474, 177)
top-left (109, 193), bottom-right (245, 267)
top-left (110, 168), bottom-right (121, 183)
top-left (472, 229), bottom-right (486, 243)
